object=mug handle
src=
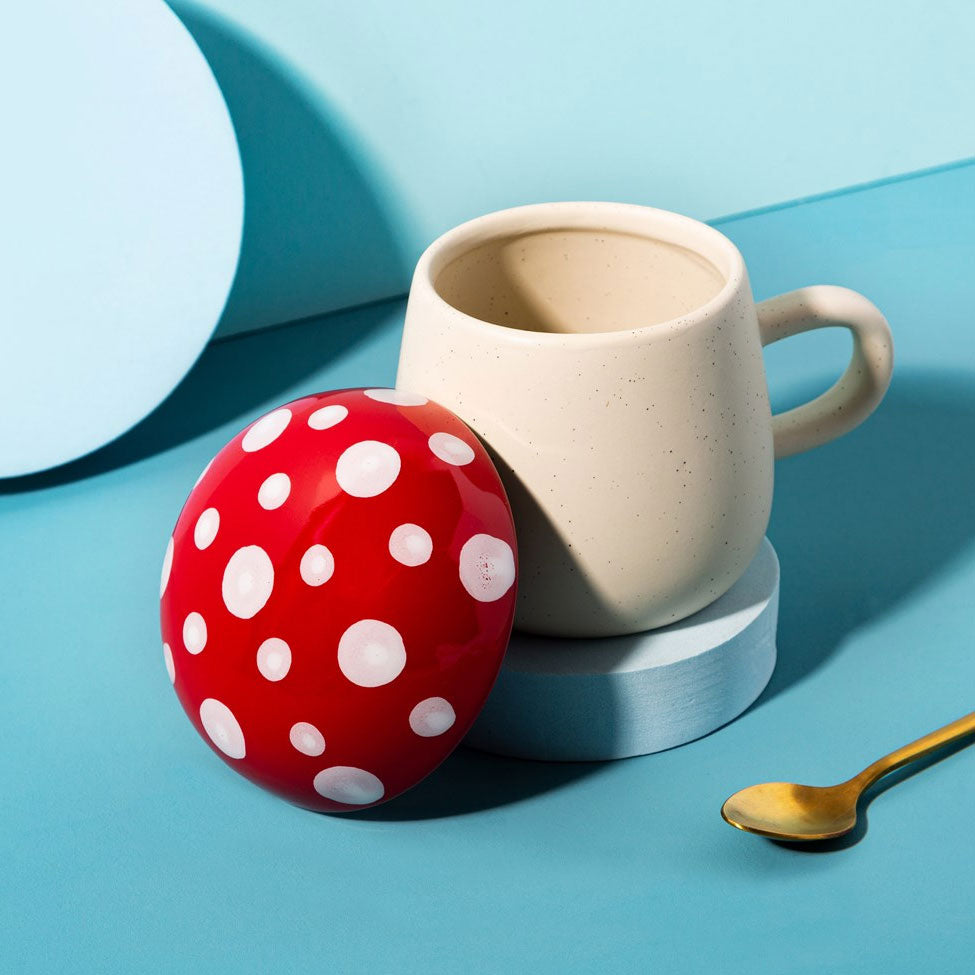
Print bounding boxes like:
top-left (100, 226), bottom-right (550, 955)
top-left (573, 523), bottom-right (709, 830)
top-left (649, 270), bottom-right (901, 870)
top-left (756, 285), bottom-right (894, 458)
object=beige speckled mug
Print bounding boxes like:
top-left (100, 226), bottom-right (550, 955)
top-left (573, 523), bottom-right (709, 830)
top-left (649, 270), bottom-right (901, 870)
top-left (397, 203), bottom-right (893, 637)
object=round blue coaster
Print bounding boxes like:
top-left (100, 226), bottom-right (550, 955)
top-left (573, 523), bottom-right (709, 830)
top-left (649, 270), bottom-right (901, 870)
top-left (466, 538), bottom-right (778, 761)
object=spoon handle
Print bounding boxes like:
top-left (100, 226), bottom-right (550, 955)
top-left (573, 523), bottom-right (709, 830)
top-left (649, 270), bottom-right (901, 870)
top-left (852, 711), bottom-right (975, 791)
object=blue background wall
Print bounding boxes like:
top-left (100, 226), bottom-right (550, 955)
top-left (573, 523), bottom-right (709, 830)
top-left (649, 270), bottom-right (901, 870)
top-left (172, 0), bottom-right (975, 337)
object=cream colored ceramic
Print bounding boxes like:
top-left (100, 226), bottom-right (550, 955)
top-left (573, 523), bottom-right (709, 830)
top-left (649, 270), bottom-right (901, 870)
top-left (397, 203), bottom-right (893, 637)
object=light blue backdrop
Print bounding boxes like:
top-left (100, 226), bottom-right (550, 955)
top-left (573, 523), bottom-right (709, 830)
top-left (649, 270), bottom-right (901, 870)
top-left (172, 0), bottom-right (975, 337)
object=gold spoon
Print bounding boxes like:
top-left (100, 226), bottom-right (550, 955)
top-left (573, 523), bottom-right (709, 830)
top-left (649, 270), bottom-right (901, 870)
top-left (721, 711), bottom-right (975, 841)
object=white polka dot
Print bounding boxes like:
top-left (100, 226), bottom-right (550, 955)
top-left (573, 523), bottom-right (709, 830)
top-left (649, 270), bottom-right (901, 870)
top-left (194, 507), bottom-right (220, 549)
top-left (160, 536), bottom-right (174, 599)
top-left (335, 440), bottom-right (401, 498)
top-left (364, 388), bottom-right (428, 406)
top-left (300, 544), bottom-right (334, 586)
top-left (409, 697), bottom-right (456, 737)
top-left (193, 457), bottom-right (214, 488)
top-left (163, 642), bottom-right (175, 684)
top-left (199, 698), bottom-right (246, 760)
top-left (242, 408), bottom-right (291, 452)
top-left (428, 431), bottom-right (475, 466)
top-left (307, 403), bottom-right (349, 430)
top-left (258, 472), bottom-right (291, 510)
top-left (313, 766), bottom-right (384, 805)
top-left (388, 523), bottom-right (433, 566)
top-left (459, 534), bottom-right (516, 602)
top-left (256, 637), bottom-right (291, 681)
top-left (290, 721), bottom-right (325, 757)
top-left (337, 619), bottom-right (406, 687)
top-left (182, 612), bottom-right (207, 654)
top-left (222, 546), bottom-right (275, 619)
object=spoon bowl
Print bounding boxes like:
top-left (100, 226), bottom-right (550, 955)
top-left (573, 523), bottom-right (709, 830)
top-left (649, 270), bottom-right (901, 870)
top-left (721, 781), bottom-right (859, 841)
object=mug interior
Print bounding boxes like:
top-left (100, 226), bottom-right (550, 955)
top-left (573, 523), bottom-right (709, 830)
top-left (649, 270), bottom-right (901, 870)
top-left (433, 225), bottom-right (727, 335)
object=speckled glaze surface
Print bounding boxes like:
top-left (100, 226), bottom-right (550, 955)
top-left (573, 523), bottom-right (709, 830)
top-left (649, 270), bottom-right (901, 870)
top-left (397, 203), bottom-right (893, 637)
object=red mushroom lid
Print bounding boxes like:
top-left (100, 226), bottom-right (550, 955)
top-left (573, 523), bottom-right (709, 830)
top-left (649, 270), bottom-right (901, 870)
top-left (159, 388), bottom-right (517, 811)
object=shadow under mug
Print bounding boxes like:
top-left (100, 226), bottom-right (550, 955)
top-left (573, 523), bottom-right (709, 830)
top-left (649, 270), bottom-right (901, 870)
top-left (397, 202), bottom-right (893, 637)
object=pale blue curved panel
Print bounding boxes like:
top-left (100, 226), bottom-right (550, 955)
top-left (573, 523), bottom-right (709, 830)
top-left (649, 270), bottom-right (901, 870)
top-left (0, 0), bottom-right (243, 476)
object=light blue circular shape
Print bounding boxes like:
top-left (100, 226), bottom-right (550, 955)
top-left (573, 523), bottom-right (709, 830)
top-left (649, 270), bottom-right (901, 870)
top-left (0, 0), bottom-right (243, 476)
top-left (468, 539), bottom-right (779, 760)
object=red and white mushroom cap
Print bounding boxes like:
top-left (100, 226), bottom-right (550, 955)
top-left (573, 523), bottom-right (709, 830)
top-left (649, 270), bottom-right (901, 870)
top-left (159, 388), bottom-right (517, 811)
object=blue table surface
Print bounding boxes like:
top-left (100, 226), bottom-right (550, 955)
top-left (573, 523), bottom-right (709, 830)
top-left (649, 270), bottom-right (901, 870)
top-left (3, 162), bottom-right (975, 974)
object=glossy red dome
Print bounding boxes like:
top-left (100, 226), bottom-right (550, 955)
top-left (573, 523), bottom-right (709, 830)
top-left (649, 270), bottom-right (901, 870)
top-left (159, 388), bottom-right (517, 811)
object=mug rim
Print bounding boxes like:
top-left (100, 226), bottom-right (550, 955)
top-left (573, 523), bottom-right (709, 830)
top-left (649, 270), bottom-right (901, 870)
top-left (413, 201), bottom-right (747, 345)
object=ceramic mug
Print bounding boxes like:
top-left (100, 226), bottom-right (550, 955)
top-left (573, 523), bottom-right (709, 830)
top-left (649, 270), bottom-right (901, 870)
top-left (397, 202), bottom-right (893, 637)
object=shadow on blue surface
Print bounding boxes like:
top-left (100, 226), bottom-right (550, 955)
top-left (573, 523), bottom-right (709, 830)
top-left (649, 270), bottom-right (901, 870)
top-left (767, 368), bottom-right (975, 698)
top-left (345, 746), bottom-right (607, 822)
top-left (172, 1), bottom-right (408, 336)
